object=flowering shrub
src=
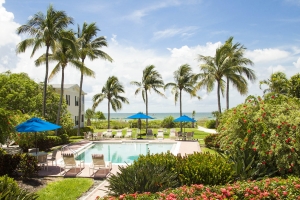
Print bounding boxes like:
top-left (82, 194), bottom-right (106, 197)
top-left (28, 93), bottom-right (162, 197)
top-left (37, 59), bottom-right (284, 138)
top-left (99, 176), bottom-right (300, 199)
top-left (217, 94), bottom-right (300, 177)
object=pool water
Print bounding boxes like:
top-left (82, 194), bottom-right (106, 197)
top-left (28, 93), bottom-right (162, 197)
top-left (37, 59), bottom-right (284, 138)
top-left (75, 142), bottom-right (176, 164)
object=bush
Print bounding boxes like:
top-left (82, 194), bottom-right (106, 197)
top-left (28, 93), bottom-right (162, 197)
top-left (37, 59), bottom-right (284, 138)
top-left (0, 175), bottom-right (38, 199)
top-left (205, 119), bottom-right (216, 129)
top-left (161, 116), bottom-right (175, 128)
top-left (69, 136), bottom-right (84, 140)
top-left (68, 126), bottom-right (95, 136)
top-left (107, 152), bottom-right (235, 196)
top-left (107, 152), bottom-right (179, 196)
top-left (0, 152), bottom-right (21, 176)
top-left (217, 94), bottom-right (300, 178)
top-left (204, 134), bottom-right (220, 149)
top-left (175, 152), bottom-right (234, 186)
top-left (18, 154), bottom-right (39, 180)
top-left (59, 134), bottom-right (69, 144)
top-left (101, 176), bottom-right (300, 200)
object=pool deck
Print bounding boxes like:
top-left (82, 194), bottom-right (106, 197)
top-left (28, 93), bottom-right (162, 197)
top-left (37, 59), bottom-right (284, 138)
top-left (28, 138), bottom-right (201, 199)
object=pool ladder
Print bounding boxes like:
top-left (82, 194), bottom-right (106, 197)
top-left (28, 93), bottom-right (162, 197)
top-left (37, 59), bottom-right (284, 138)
top-left (61, 144), bottom-right (77, 156)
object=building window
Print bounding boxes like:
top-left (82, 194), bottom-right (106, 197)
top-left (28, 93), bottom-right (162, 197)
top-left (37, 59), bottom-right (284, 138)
top-left (66, 95), bottom-right (70, 105)
top-left (81, 114), bottom-right (84, 122)
top-left (75, 96), bottom-right (79, 106)
top-left (75, 116), bottom-right (78, 125)
top-left (81, 96), bottom-right (84, 111)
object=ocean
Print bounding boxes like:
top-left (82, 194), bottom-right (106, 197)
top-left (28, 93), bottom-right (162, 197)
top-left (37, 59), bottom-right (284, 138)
top-left (104, 112), bottom-right (214, 120)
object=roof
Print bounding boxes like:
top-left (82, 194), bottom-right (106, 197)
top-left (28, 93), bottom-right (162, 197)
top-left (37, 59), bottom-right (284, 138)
top-left (49, 84), bottom-right (87, 95)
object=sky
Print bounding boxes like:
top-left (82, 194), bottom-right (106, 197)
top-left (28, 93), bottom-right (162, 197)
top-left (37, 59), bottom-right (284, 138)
top-left (1, 0), bottom-right (300, 114)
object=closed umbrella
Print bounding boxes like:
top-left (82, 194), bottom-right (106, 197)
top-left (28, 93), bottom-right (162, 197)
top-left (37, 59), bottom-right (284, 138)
top-left (16, 117), bottom-right (61, 154)
top-left (127, 112), bottom-right (154, 139)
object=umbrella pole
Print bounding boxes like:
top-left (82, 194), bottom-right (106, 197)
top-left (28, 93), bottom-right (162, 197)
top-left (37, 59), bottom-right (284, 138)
top-left (35, 132), bottom-right (38, 155)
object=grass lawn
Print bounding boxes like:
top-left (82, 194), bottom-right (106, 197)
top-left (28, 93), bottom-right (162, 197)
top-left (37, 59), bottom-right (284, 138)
top-left (36, 178), bottom-right (93, 200)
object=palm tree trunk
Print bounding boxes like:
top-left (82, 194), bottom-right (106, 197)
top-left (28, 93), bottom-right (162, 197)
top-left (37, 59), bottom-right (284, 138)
top-left (226, 77), bottom-right (229, 110)
top-left (56, 67), bottom-right (65, 135)
top-left (180, 89), bottom-right (183, 132)
top-left (108, 99), bottom-right (110, 129)
top-left (145, 90), bottom-right (148, 133)
top-left (43, 45), bottom-right (50, 118)
top-left (77, 59), bottom-right (85, 136)
top-left (217, 80), bottom-right (222, 114)
top-left (216, 80), bottom-right (222, 128)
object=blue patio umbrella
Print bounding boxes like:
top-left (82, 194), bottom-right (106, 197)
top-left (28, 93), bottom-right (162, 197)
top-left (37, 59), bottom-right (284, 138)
top-left (127, 112), bottom-right (154, 138)
top-left (16, 117), bottom-right (61, 154)
top-left (174, 115), bottom-right (196, 132)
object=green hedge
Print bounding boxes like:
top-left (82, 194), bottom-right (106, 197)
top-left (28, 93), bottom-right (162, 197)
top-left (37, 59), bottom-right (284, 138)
top-left (107, 152), bottom-right (234, 196)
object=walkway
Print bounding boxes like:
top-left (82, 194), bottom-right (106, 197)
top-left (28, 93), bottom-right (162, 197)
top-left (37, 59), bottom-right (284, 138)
top-left (198, 126), bottom-right (217, 134)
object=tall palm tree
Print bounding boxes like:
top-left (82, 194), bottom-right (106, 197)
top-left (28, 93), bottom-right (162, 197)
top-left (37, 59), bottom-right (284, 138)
top-left (164, 64), bottom-right (200, 132)
top-left (35, 30), bottom-right (89, 132)
top-left (92, 76), bottom-right (129, 129)
top-left (76, 22), bottom-right (113, 135)
top-left (224, 37), bottom-right (256, 109)
top-left (196, 44), bottom-right (229, 114)
top-left (16, 5), bottom-right (73, 118)
top-left (131, 65), bottom-right (165, 131)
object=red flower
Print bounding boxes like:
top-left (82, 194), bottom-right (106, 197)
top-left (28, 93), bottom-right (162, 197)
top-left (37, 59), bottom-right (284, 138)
top-left (251, 141), bottom-right (255, 145)
top-left (247, 129), bottom-right (251, 133)
top-left (253, 148), bottom-right (257, 151)
top-left (262, 161), bottom-right (266, 165)
top-left (261, 133), bottom-right (265, 137)
top-left (277, 125), bottom-right (281, 129)
top-left (271, 95), bottom-right (275, 99)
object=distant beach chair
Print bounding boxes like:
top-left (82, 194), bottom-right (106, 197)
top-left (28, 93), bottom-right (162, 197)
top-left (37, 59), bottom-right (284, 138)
top-left (105, 129), bottom-right (113, 138)
top-left (157, 130), bottom-right (164, 140)
top-left (169, 131), bottom-right (176, 140)
top-left (124, 129), bottom-right (132, 138)
top-left (114, 130), bottom-right (123, 138)
top-left (186, 132), bottom-right (194, 141)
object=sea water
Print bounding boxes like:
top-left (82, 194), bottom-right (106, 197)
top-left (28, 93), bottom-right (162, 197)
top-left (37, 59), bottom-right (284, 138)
top-left (104, 112), bottom-right (214, 120)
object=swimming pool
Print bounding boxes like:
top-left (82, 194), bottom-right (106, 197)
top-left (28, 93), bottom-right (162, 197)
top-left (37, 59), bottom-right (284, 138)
top-left (75, 142), bottom-right (178, 164)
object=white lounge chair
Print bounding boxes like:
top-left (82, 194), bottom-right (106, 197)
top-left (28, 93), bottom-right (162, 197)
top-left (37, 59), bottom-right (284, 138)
top-left (157, 130), bottom-right (164, 140)
top-left (114, 130), bottom-right (123, 138)
top-left (105, 129), bottom-right (113, 138)
top-left (60, 153), bottom-right (84, 174)
top-left (89, 154), bottom-right (112, 177)
top-left (124, 129), bottom-right (132, 138)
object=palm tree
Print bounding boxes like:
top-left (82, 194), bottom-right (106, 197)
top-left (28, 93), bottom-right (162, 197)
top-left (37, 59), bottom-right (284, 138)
top-left (92, 76), bottom-right (129, 129)
top-left (164, 64), bottom-right (200, 131)
top-left (76, 22), bottom-right (113, 135)
top-left (35, 30), bottom-right (87, 131)
top-left (223, 37), bottom-right (256, 109)
top-left (259, 72), bottom-right (288, 95)
top-left (131, 65), bottom-right (165, 131)
top-left (85, 108), bottom-right (95, 126)
top-left (196, 44), bottom-right (229, 114)
top-left (16, 5), bottom-right (73, 118)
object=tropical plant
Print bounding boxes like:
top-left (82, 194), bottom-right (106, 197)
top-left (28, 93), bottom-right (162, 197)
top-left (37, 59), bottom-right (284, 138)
top-left (95, 111), bottom-right (106, 120)
top-left (93, 76), bottom-right (129, 129)
top-left (0, 175), bottom-right (38, 199)
top-left (16, 4), bottom-right (73, 118)
top-left (217, 94), bottom-right (300, 177)
top-left (131, 65), bottom-right (165, 131)
top-left (289, 73), bottom-right (300, 98)
top-left (223, 37), bottom-right (256, 110)
top-left (35, 30), bottom-right (81, 132)
top-left (259, 71), bottom-right (288, 95)
top-left (196, 44), bottom-right (229, 114)
top-left (76, 22), bottom-right (113, 136)
top-left (85, 108), bottom-right (95, 126)
top-left (164, 64), bottom-right (200, 131)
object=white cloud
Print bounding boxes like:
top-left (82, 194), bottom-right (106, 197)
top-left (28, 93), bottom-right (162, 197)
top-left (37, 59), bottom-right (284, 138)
top-left (245, 48), bottom-right (290, 63)
top-left (267, 65), bottom-right (286, 73)
top-left (153, 26), bottom-right (198, 40)
top-left (293, 57), bottom-right (300, 68)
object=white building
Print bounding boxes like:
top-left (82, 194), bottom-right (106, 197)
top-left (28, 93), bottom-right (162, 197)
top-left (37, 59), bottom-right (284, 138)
top-left (50, 84), bottom-right (86, 127)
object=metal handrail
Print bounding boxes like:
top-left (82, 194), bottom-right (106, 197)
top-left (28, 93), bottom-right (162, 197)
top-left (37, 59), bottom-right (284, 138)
top-left (61, 144), bottom-right (77, 156)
